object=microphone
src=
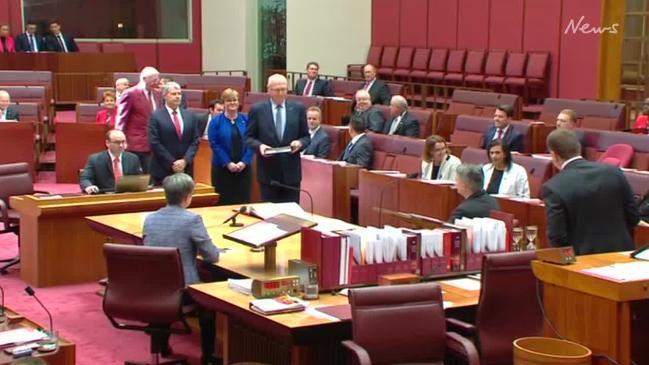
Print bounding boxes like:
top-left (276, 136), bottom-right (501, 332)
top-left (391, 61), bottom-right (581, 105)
top-left (223, 206), bottom-right (247, 227)
top-left (377, 171), bottom-right (418, 227)
top-left (24, 286), bottom-right (53, 337)
top-left (0, 285), bottom-right (5, 325)
top-left (270, 180), bottom-right (314, 216)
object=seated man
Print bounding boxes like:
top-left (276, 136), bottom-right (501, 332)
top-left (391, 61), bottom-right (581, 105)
top-left (480, 104), bottom-right (523, 152)
top-left (360, 64), bottom-right (391, 105)
top-left (79, 129), bottom-right (143, 194)
top-left (43, 20), bottom-right (78, 52)
top-left (293, 61), bottom-right (331, 96)
top-left (338, 116), bottom-right (373, 169)
top-left (0, 90), bottom-right (19, 121)
top-left (448, 164), bottom-right (500, 223)
top-left (302, 106), bottom-right (332, 159)
top-left (350, 89), bottom-right (385, 133)
top-left (555, 108), bottom-right (585, 154)
top-left (383, 95), bottom-right (420, 137)
top-left (143, 172), bottom-right (221, 365)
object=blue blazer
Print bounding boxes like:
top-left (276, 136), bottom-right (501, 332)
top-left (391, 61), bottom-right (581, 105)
top-left (207, 113), bottom-right (253, 167)
top-left (481, 125), bottom-right (524, 152)
top-left (15, 33), bottom-right (43, 52)
top-left (245, 100), bottom-right (310, 185)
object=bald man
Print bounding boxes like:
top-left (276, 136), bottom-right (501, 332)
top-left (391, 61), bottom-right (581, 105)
top-left (245, 74), bottom-right (310, 203)
top-left (383, 95), bottom-right (420, 137)
top-left (0, 90), bottom-right (19, 121)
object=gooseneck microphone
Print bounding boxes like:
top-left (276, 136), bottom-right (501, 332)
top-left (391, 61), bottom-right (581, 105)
top-left (223, 206), bottom-right (247, 227)
top-left (270, 180), bottom-right (314, 216)
top-left (24, 286), bottom-right (53, 335)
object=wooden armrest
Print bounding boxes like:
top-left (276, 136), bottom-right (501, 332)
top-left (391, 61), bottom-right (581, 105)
top-left (341, 340), bottom-right (372, 365)
top-left (446, 331), bottom-right (480, 365)
top-left (446, 317), bottom-right (477, 336)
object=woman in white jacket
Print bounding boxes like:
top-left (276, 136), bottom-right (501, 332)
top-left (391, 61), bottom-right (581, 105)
top-left (482, 140), bottom-right (530, 198)
top-left (421, 135), bottom-right (461, 181)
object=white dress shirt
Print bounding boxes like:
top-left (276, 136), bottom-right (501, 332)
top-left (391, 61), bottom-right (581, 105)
top-left (482, 162), bottom-right (530, 198)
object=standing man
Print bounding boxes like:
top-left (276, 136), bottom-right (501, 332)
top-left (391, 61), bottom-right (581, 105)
top-left (383, 95), bottom-right (420, 137)
top-left (15, 23), bottom-right (42, 52)
top-left (245, 74), bottom-right (310, 203)
top-left (543, 129), bottom-right (639, 255)
top-left (293, 62), bottom-right (331, 96)
top-left (79, 130), bottom-right (142, 194)
top-left (116, 66), bottom-right (161, 173)
top-left (480, 104), bottom-right (524, 152)
top-left (302, 106), bottom-right (331, 159)
top-left (0, 90), bottom-right (19, 121)
top-left (149, 82), bottom-right (200, 186)
top-left (44, 20), bottom-right (78, 52)
top-left (359, 64), bottom-right (391, 105)
top-left (0, 24), bottom-right (16, 53)
top-left (198, 99), bottom-right (224, 138)
top-left (114, 78), bottom-right (130, 100)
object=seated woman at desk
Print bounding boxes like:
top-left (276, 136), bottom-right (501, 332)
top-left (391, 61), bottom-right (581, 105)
top-left (421, 134), bottom-right (461, 181)
top-left (482, 140), bottom-right (530, 198)
top-left (95, 90), bottom-right (116, 127)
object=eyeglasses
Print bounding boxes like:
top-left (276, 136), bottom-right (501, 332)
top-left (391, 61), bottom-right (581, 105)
top-left (110, 140), bottom-right (126, 145)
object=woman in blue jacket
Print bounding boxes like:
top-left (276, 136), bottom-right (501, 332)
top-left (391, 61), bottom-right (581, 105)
top-left (208, 88), bottom-right (253, 204)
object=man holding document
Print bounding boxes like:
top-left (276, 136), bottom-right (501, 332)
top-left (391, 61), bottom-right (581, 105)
top-left (245, 74), bottom-right (310, 203)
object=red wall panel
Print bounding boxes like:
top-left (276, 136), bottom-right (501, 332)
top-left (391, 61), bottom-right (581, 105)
top-left (399, 0), bottom-right (428, 47)
top-left (523, 0), bottom-right (561, 97)
top-left (558, 0), bottom-right (602, 99)
top-left (457, 0), bottom-right (489, 49)
top-left (372, 0), bottom-right (400, 46)
top-left (489, 0), bottom-right (523, 51)
top-left (427, 0), bottom-right (458, 48)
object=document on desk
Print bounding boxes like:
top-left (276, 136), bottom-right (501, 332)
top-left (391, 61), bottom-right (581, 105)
top-left (250, 202), bottom-right (308, 220)
top-left (441, 278), bottom-right (482, 291)
top-left (580, 261), bottom-right (649, 282)
top-left (0, 328), bottom-right (46, 346)
top-left (227, 222), bottom-right (288, 247)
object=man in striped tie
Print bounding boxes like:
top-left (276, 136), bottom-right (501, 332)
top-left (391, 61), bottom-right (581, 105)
top-left (293, 62), bottom-right (331, 97)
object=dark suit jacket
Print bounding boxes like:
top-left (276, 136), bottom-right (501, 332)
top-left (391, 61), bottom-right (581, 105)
top-left (353, 106), bottom-right (385, 133)
top-left (383, 111), bottom-right (420, 137)
top-left (338, 134), bottom-right (373, 169)
top-left (481, 125), bottom-right (524, 152)
top-left (302, 127), bottom-right (332, 159)
top-left (197, 112), bottom-right (210, 136)
top-left (364, 79), bottom-right (391, 105)
top-left (542, 158), bottom-right (639, 255)
top-left (43, 33), bottom-right (78, 52)
top-left (448, 190), bottom-right (500, 223)
top-left (294, 78), bottom-right (331, 97)
top-left (79, 150), bottom-right (142, 191)
top-left (1, 106), bottom-right (19, 121)
top-left (245, 100), bottom-right (310, 185)
top-left (15, 33), bottom-right (43, 52)
top-left (148, 108), bottom-right (201, 183)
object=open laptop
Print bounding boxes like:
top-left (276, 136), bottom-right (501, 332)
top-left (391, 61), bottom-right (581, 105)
top-left (114, 174), bottom-right (151, 193)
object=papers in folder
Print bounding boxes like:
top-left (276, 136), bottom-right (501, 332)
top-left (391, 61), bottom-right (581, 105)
top-left (226, 221), bottom-right (288, 247)
top-left (0, 328), bottom-right (46, 346)
top-left (580, 261), bottom-right (649, 282)
top-left (249, 296), bottom-right (308, 315)
top-left (265, 146), bottom-right (292, 155)
top-left (250, 202), bottom-right (308, 220)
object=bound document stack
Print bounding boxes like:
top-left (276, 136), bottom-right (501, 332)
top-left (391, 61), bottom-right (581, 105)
top-left (249, 295), bottom-right (308, 316)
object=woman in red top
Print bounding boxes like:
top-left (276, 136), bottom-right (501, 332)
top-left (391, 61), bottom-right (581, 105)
top-left (96, 90), bottom-right (116, 127)
top-left (633, 98), bottom-right (649, 130)
top-left (0, 24), bottom-right (16, 53)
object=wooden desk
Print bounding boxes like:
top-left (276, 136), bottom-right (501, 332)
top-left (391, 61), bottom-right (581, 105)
top-left (189, 280), bottom-right (479, 365)
top-left (532, 253), bottom-right (649, 365)
top-left (323, 98), bottom-right (352, 126)
top-left (0, 308), bottom-right (75, 365)
top-left (300, 158), bottom-right (359, 222)
top-left (194, 139), bottom-right (213, 185)
top-left (10, 185), bottom-right (218, 287)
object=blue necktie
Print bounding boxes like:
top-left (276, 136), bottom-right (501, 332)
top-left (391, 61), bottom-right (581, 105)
top-left (275, 104), bottom-right (284, 140)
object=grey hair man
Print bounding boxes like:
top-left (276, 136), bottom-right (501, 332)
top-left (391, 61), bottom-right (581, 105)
top-left (448, 164), bottom-right (500, 222)
top-left (383, 95), bottom-right (420, 137)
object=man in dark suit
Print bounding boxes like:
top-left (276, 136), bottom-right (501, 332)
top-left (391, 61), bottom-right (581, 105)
top-left (360, 64), bottom-right (391, 105)
top-left (383, 95), bottom-right (420, 137)
top-left (149, 82), bottom-right (201, 186)
top-left (15, 23), bottom-right (43, 52)
top-left (338, 116), bottom-right (373, 169)
top-left (351, 89), bottom-right (385, 133)
top-left (79, 130), bottom-right (143, 194)
top-left (245, 74), bottom-right (310, 203)
top-left (293, 61), bottom-right (331, 97)
top-left (0, 90), bottom-right (19, 121)
top-left (197, 99), bottom-right (224, 138)
top-left (449, 164), bottom-right (500, 223)
top-left (543, 129), bottom-right (639, 255)
top-left (302, 106), bottom-right (331, 159)
top-left (481, 104), bottom-right (524, 152)
top-left (43, 20), bottom-right (78, 52)
top-left (116, 66), bottom-right (161, 173)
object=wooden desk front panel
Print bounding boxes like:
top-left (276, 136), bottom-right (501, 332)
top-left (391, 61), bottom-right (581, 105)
top-left (300, 158), bottom-right (359, 221)
top-left (358, 171), bottom-right (400, 227)
top-left (55, 123), bottom-right (107, 183)
top-left (399, 180), bottom-right (461, 222)
top-left (323, 98), bottom-right (352, 126)
top-left (0, 122), bottom-right (37, 177)
top-left (194, 139), bottom-right (213, 185)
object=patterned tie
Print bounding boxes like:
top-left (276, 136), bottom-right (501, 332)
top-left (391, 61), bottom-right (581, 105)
top-left (363, 81), bottom-right (370, 91)
top-left (343, 142), bottom-right (354, 160)
top-left (113, 157), bottom-right (122, 181)
top-left (275, 104), bottom-right (284, 140)
top-left (303, 80), bottom-right (313, 96)
top-left (497, 128), bottom-right (504, 140)
top-left (58, 35), bottom-right (67, 52)
top-left (172, 110), bottom-right (182, 140)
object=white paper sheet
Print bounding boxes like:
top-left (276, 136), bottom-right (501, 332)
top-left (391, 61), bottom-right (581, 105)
top-left (581, 261), bottom-right (649, 282)
top-left (0, 328), bottom-right (46, 346)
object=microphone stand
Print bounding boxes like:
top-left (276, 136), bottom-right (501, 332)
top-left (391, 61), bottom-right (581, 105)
top-left (270, 180), bottom-right (314, 216)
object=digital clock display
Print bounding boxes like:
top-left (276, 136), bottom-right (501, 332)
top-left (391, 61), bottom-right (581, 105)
top-left (264, 282), bottom-right (280, 289)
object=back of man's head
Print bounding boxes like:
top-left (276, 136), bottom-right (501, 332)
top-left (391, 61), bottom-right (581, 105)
top-left (349, 116), bottom-right (365, 134)
top-left (547, 128), bottom-right (581, 160)
top-left (163, 173), bottom-right (195, 206)
top-left (456, 164), bottom-right (483, 195)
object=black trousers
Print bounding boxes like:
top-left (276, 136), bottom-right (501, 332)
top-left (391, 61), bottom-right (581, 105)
top-left (212, 165), bottom-right (252, 205)
top-left (259, 182), bottom-right (300, 203)
top-left (130, 151), bottom-right (151, 174)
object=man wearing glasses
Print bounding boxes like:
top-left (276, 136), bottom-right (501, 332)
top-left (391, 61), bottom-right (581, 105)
top-left (80, 129), bottom-right (143, 194)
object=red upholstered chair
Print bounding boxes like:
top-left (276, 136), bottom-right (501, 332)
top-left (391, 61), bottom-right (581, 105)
top-left (380, 46), bottom-right (414, 80)
top-left (429, 49), bottom-right (465, 85)
top-left (450, 115), bottom-right (494, 149)
top-left (504, 52), bottom-right (549, 103)
top-left (486, 52), bottom-right (526, 93)
top-left (103, 244), bottom-right (192, 365)
top-left (410, 48), bottom-right (448, 83)
top-left (512, 154), bottom-right (554, 198)
top-left (348, 45), bottom-right (383, 79)
top-left (465, 50), bottom-right (507, 88)
top-left (445, 49), bottom-right (485, 86)
top-left (598, 144), bottom-right (634, 168)
top-left (102, 42), bottom-right (126, 53)
top-left (77, 42), bottom-right (100, 52)
top-left (447, 251), bottom-right (542, 365)
top-left (377, 46), bottom-right (399, 79)
top-left (395, 48), bottom-right (430, 81)
top-left (241, 92), bottom-right (269, 113)
top-left (460, 147), bottom-right (489, 165)
top-left (0, 163), bottom-right (47, 274)
top-left (342, 283), bottom-right (479, 365)
top-left (76, 103), bottom-right (103, 123)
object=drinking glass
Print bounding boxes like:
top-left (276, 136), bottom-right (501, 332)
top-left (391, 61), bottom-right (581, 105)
top-left (525, 225), bottom-right (538, 250)
top-left (512, 227), bottom-right (524, 251)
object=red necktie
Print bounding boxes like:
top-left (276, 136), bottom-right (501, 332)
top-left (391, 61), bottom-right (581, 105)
top-left (363, 81), bottom-right (371, 91)
top-left (303, 80), bottom-right (313, 96)
top-left (148, 91), bottom-right (156, 111)
top-left (113, 157), bottom-right (122, 181)
top-left (172, 110), bottom-right (182, 140)
top-left (497, 128), bottom-right (504, 140)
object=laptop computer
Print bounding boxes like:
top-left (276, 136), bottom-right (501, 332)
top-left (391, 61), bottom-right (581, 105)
top-left (114, 174), bottom-right (151, 193)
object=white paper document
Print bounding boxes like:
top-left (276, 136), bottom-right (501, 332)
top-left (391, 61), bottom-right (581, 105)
top-left (250, 202), bottom-right (308, 220)
top-left (0, 328), bottom-right (46, 346)
top-left (581, 261), bottom-right (649, 282)
top-left (227, 222), bottom-right (288, 247)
